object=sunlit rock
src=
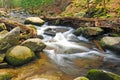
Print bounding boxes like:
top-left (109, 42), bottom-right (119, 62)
top-left (86, 69), bottom-right (120, 80)
top-left (24, 17), bottom-right (45, 26)
top-left (21, 38), bottom-right (46, 52)
top-left (5, 45), bottom-right (36, 66)
top-left (100, 37), bottom-right (120, 52)
top-left (0, 27), bottom-right (20, 50)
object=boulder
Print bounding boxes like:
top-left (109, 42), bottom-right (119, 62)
top-left (24, 17), bottom-right (45, 26)
top-left (0, 27), bottom-right (20, 51)
top-left (100, 37), bottom-right (120, 52)
top-left (5, 45), bottom-right (36, 66)
top-left (74, 27), bottom-right (103, 37)
top-left (21, 38), bottom-right (46, 52)
top-left (74, 76), bottom-right (89, 80)
top-left (86, 69), bottom-right (120, 80)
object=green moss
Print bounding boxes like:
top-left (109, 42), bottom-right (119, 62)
top-left (86, 69), bottom-right (114, 80)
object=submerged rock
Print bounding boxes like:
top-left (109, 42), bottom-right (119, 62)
top-left (100, 37), bottom-right (120, 52)
top-left (21, 38), bottom-right (46, 52)
top-left (0, 27), bottom-right (20, 51)
top-left (5, 45), bottom-right (36, 66)
top-left (24, 17), bottom-right (45, 26)
top-left (86, 69), bottom-right (120, 80)
top-left (74, 27), bottom-right (103, 37)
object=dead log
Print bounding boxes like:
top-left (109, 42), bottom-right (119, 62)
top-left (0, 18), bottom-right (37, 37)
top-left (41, 17), bottom-right (120, 33)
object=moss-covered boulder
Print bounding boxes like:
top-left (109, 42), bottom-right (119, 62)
top-left (21, 38), bottom-right (46, 52)
top-left (74, 76), bottom-right (89, 80)
top-left (24, 17), bottom-right (45, 26)
top-left (0, 27), bottom-right (20, 51)
top-left (0, 71), bottom-right (13, 80)
top-left (86, 69), bottom-right (120, 80)
top-left (74, 27), bottom-right (103, 37)
top-left (5, 45), bottom-right (36, 66)
top-left (100, 37), bottom-right (120, 52)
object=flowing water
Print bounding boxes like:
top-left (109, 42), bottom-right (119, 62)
top-left (37, 24), bottom-right (120, 76)
top-left (2, 11), bottom-right (120, 80)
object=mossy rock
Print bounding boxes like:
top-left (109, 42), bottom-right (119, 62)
top-left (99, 37), bottom-right (120, 52)
top-left (83, 27), bottom-right (103, 37)
top-left (73, 27), bottom-right (103, 37)
top-left (0, 27), bottom-right (20, 51)
top-left (73, 27), bottom-right (85, 36)
top-left (5, 45), bottom-right (36, 66)
top-left (21, 38), bottom-right (46, 52)
top-left (86, 69), bottom-right (120, 80)
top-left (74, 76), bottom-right (89, 80)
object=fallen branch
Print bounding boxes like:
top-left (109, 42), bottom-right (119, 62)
top-left (0, 18), bottom-right (37, 37)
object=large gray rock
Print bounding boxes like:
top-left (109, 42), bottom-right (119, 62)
top-left (24, 17), bottom-right (45, 26)
top-left (100, 37), bottom-right (120, 52)
top-left (5, 45), bottom-right (36, 66)
top-left (0, 27), bottom-right (20, 50)
top-left (21, 38), bottom-right (46, 52)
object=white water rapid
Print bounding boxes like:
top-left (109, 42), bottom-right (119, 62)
top-left (37, 23), bottom-right (120, 75)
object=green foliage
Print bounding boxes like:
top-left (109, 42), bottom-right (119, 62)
top-left (21, 0), bottom-right (53, 10)
top-left (10, 0), bottom-right (22, 7)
